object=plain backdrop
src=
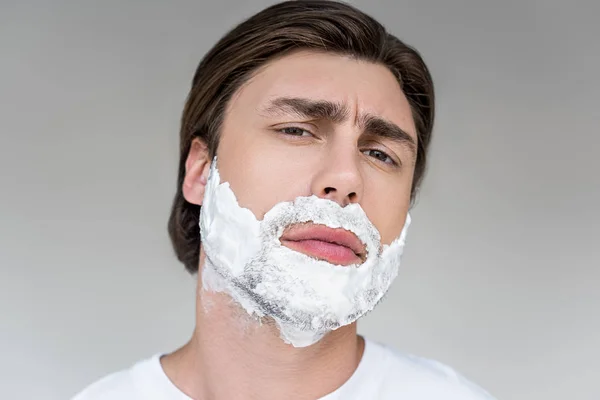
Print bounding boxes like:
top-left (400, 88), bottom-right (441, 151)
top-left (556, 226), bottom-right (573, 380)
top-left (1, 1), bottom-right (598, 399)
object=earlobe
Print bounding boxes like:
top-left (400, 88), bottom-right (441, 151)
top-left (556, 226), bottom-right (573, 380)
top-left (182, 138), bottom-right (211, 206)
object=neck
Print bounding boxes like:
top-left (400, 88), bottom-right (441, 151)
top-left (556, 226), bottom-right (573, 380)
top-left (161, 261), bottom-right (364, 400)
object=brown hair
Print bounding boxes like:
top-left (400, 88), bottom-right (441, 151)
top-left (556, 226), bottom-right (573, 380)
top-left (168, 0), bottom-right (435, 274)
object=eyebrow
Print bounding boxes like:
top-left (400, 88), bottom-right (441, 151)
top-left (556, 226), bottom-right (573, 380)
top-left (261, 96), bottom-right (417, 157)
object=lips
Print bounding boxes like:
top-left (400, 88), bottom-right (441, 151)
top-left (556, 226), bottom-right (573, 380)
top-left (279, 223), bottom-right (366, 266)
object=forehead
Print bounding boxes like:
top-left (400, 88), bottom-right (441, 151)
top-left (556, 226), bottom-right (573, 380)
top-left (229, 50), bottom-right (417, 138)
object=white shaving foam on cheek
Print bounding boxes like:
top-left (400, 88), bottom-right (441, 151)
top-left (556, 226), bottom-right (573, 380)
top-left (200, 157), bottom-right (411, 347)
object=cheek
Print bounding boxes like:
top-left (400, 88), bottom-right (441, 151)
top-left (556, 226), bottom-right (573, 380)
top-left (215, 131), bottom-right (314, 219)
top-left (363, 178), bottom-right (411, 245)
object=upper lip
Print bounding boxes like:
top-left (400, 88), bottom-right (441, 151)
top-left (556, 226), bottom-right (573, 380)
top-left (280, 223), bottom-right (366, 259)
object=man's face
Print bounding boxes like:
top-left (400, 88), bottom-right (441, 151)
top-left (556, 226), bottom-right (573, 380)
top-left (215, 50), bottom-right (417, 251)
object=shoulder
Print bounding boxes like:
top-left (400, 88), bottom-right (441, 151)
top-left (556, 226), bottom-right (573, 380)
top-left (71, 355), bottom-right (159, 400)
top-left (72, 369), bottom-right (136, 400)
top-left (367, 340), bottom-right (496, 400)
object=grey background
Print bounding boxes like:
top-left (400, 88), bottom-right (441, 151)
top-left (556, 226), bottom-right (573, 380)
top-left (1, 1), bottom-right (598, 399)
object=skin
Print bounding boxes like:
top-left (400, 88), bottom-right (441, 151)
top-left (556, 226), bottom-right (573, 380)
top-left (161, 50), bottom-right (417, 400)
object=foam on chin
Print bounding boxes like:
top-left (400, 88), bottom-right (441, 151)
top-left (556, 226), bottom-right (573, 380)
top-left (200, 157), bottom-right (411, 347)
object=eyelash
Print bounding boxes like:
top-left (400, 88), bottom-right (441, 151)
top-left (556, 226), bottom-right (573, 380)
top-left (278, 127), bottom-right (313, 137)
top-left (362, 149), bottom-right (395, 165)
top-left (277, 127), bottom-right (398, 166)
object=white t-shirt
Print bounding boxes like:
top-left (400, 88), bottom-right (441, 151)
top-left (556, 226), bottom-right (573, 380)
top-left (73, 339), bottom-right (495, 400)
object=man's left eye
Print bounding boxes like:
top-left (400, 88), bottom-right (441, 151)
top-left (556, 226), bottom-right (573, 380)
top-left (363, 149), bottom-right (395, 165)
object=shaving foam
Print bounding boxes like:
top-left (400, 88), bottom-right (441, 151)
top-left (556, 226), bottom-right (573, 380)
top-left (200, 157), bottom-right (411, 347)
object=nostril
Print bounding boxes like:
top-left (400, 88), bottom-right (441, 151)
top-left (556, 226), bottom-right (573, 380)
top-left (324, 187), bottom-right (336, 194)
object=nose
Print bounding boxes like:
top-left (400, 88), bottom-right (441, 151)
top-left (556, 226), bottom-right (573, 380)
top-left (310, 142), bottom-right (363, 207)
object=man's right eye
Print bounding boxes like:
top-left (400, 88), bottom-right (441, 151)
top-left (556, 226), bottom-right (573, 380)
top-left (278, 127), bottom-right (313, 137)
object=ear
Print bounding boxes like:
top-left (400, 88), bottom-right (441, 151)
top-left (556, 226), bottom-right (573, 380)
top-left (182, 138), bottom-right (211, 206)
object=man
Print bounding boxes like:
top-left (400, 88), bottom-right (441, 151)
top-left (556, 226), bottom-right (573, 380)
top-left (74, 1), bottom-right (495, 399)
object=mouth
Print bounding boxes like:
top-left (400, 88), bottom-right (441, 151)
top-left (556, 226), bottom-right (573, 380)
top-left (279, 223), bottom-right (366, 266)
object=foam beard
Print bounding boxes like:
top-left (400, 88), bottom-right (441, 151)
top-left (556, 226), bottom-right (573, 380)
top-left (199, 157), bottom-right (411, 347)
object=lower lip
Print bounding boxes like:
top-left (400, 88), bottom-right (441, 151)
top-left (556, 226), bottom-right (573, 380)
top-left (281, 239), bottom-right (361, 266)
